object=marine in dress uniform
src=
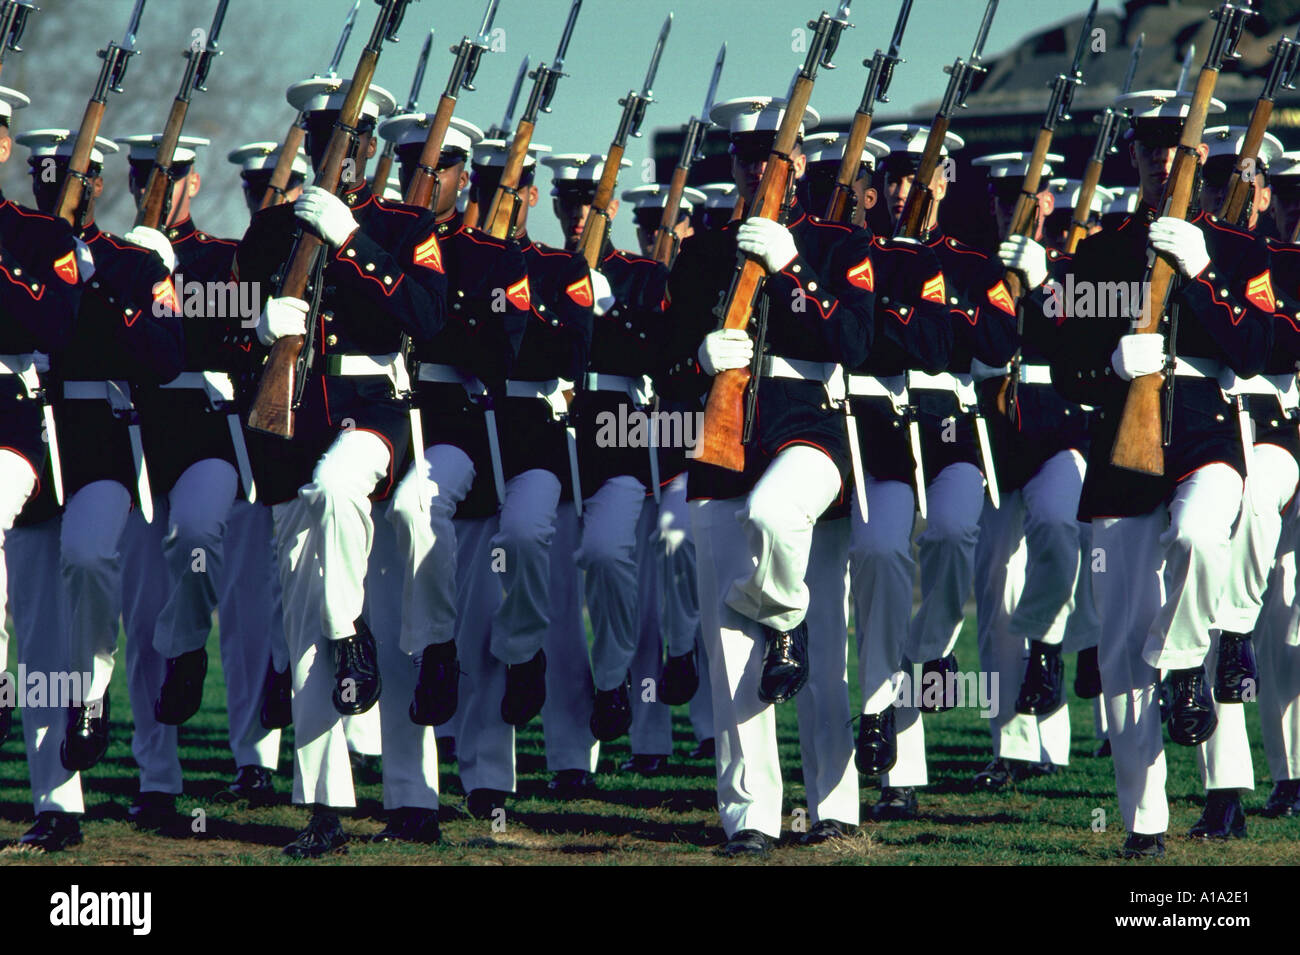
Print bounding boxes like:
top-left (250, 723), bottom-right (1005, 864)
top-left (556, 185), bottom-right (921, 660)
top-left (660, 97), bottom-right (874, 856)
top-left (696, 183), bottom-right (739, 232)
top-left (229, 140), bottom-right (309, 219)
top-left (622, 182), bottom-right (706, 260)
top-left (0, 89), bottom-right (89, 853)
top-left (234, 77), bottom-right (447, 857)
top-left (1052, 90), bottom-right (1277, 859)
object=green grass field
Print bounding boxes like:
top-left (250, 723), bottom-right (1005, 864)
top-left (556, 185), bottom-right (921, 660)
top-left (1, 618), bottom-right (1297, 866)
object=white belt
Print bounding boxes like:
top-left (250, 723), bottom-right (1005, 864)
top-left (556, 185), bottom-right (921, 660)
top-left (1221, 372), bottom-right (1299, 404)
top-left (846, 373), bottom-right (906, 400)
top-left (417, 361), bottom-right (487, 396)
top-left (0, 352), bottom-right (49, 381)
top-left (1017, 364), bottom-right (1053, 386)
top-left (64, 379), bottom-right (135, 410)
top-left (160, 370), bottom-right (236, 405)
top-left (906, 370), bottom-right (962, 392)
top-left (1171, 356), bottom-right (1226, 380)
top-left (761, 356), bottom-right (835, 383)
top-left (583, 372), bottom-right (651, 405)
top-left (326, 351), bottom-right (411, 394)
top-left (62, 379), bottom-right (153, 521)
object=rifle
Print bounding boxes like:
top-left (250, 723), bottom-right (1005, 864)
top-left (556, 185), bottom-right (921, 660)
top-left (372, 26), bottom-right (433, 193)
top-left (55, 0), bottom-right (146, 229)
top-left (1066, 34), bottom-right (1142, 254)
top-left (894, 0), bottom-right (997, 240)
top-left (260, 0), bottom-right (360, 211)
top-left (404, 0), bottom-right (498, 211)
top-left (999, 0), bottom-right (1096, 421)
top-left (1110, 0), bottom-right (1253, 476)
top-left (825, 0), bottom-right (911, 224)
top-left (651, 41), bottom-right (724, 267)
top-left (695, 2), bottom-right (853, 472)
top-left (481, 0), bottom-right (583, 240)
top-left (134, 0), bottom-right (228, 230)
top-left (0, 0), bottom-right (36, 80)
top-left (1218, 22), bottom-right (1300, 228)
top-left (466, 54), bottom-right (529, 228)
top-left (576, 13), bottom-right (671, 268)
top-left (247, 0), bottom-right (417, 439)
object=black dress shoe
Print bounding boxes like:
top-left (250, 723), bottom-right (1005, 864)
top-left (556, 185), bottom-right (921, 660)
top-left (1158, 674), bottom-right (1173, 723)
top-left (590, 676), bottom-right (633, 742)
top-left (973, 758), bottom-right (1016, 791)
top-left (154, 647), bottom-right (207, 725)
top-left (620, 754), bottom-right (669, 775)
top-left (214, 766), bottom-right (275, 807)
top-left (546, 769), bottom-right (595, 799)
top-left (60, 695), bottom-right (110, 772)
top-left (1074, 646), bottom-right (1102, 699)
top-left (465, 788), bottom-right (509, 820)
top-left (500, 649), bottom-right (546, 727)
top-left (660, 647), bottom-right (700, 705)
top-left (855, 709), bottom-right (898, 775)
top-left (1214, 631), bottom-right (1257, 704)
top-left (129, 791), bottom-right (179, 833)
top-left (918, 653), bottom-right (959, 712)
top-left (283, 808), bottom-right (348, 859)
top-left (689, 738), bottom-right (716, 759)
top-left (331, 621), bottom-right (381, 716)
top-left (1015, 640), bottom-right (1065, 716)
top-left (799, 819), bottom-right (853, 844)
top-left (1188, 789), bottom-right (1247, 840)
top-left (371, 806), bottom-right (441, 844)
top-left (1094, 738), bottom-right (1112, 758)
top-left (0, 812), bottom-right (83, 853)
top-left (410, 640), bottom-right (460, 727)
top-left (1121, 832), bottom-right (1166, 859)
top-left (871, 786), bottom-right (919, 821)
top-left (259, 664), bottom-right (292, 730)
top-left (1263, 779), bottom-right (1300, 818)
top-left (718, 828), bottom-right (774, 858)
top-left (1167, 666), bottom-right (1218, 746)
top-left (758, 621), bottom-right (808, 704)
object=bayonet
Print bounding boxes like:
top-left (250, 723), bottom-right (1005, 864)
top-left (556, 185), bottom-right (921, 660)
top-left (327, 0), bottom-right (361, 77)
top-left (0, 1), bottom-right (37, 75)
top-left (407, 28), bottom-right (433, 111)
top-left (641, 12), bottom-right (672, 98)
top-left (1176, 42), bottom-right (1195, 93)
top-left (552, 0), bottom-right (582, 71)
top-left (476, 0), bottom-right (499, 44)
top-left (702, 41), bottom-right (725, 122)
top-left (1123, 32), bottom-right (1143, 94)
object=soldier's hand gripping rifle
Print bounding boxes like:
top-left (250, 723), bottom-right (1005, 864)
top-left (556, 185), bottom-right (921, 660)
top-left (261, 0), bottom-right (361, 211)
top-left (135, 0), bottom-right (228, 230)
top-left (825, 0), bottom-right (912, 225)
top-left (404, 0), bottom-right (499, 211)
top-left (466, 53), bottom-right (528, 228)
top-left (372, 26), bottom-right (433, 193)
top-left (893, 0), bottom-right (997, 240)
top-left (1110, 0), bottom-right (1254, 475)
top-left (482, 0), bottom-right (583, 240)
top-left (576, 13), bottom-right (672, 268)
top-left (1218, 22), bottom-right (1300, 228)
top-left (55, 0), bottom-right (146, 229)
top-left (694, 2), bottom-right (853, 472)
top-left (247, 0), bottom-right (417, 439)
top-left (0, 0), bottom-right (36, 81)
top-left (999, 0), bottom-right (1096, 422)
top-left (1066, 34), bottom-right (1143, 254)
top-left (650, 40), bottom-right (724, 267)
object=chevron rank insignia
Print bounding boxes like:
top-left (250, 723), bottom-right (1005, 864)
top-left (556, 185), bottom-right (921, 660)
top-left (846, 255), bottom-right (874, 292)
top-left (53, 250), bottom-right (79, 285)
top-left (151, 277), bottom-right (180, 318)
top-left (506, 276), bottom-right (531, 310)
top-left (921, 273), bottom-right (946, 304)
top-left (413, 233), bottom-right (444, 273)
top-left (565, 275), bottom-right (594, 308)
top-left (1245, 271), bottom-right (1276, 314)
top-left (987, 281), bottom-right (1016, 316)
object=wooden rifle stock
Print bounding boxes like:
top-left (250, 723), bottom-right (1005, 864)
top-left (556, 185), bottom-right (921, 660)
top-left (371, 146), bottom-right (395, 197)
top-left (895, 116), bottom-right (948, 238)
top-left (403, 95), bottom-right (458, 210)
top-left (577, 142), bottom-right (625, 268)
top-left (1219, 98), bottom-right (1272, 227)
top-left (1065, 156), bottom-right (1104, 254)
top-left (651, 164), bottom-right (690, 265)
top-left (261, 119), bottom-right (306, 210)
top-left (54, 100), bottom-right (106, 228)
top-left (482, 119), bottom-right (536, 239)
top-left (135, 98), bottom-right (189, 230)
top-left (824, 110), bottom-right (874, 224)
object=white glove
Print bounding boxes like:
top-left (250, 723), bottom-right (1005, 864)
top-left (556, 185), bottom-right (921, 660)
top-left (73, 237), bottom-right (96, 283)
top-left (697, 328), bottom-right (753, 376)
top-left (1148, 216), bottom-right (1210, 279)
top-left (590, 269), bottom-right (616, 317)
top-left (123, 225), bottom-right (175, 273)
top-left (998, 235), bottom-right (1048, 290)
top-left (294, 185), bottom-right (359, 249)
top-left (256, 296), bottom-right (309, 347)
top-left (737, 217), bottom-right (798, 273)
top-left (1110, 333), bottom-right (1166, 381)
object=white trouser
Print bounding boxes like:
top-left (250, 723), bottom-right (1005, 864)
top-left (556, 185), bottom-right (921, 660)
top-left (0, 448), bottom-right (38, 673)
top-left (388, 443), bottom-right (475, 656)
top-left (273, 428), bottom-right (391, 807)
top-left (580, 475), bottom-right (649, 691)
top-left (151, 459), bottom-right (238, 658)
top-left (907, 462), bottom-right (985, 663)
top-left (490, 469), bottom-right (560, 666)
top-left (1216, 444), bottom-right (1299, 634)
top-left (794, 517), bottom-right (859, 826)
top-left (343, 711), bottom-right (382, 756)
top-left (542, 501), bottom-right (599, 772)
top-left (1252, 506), bottom-right (1300, 781)
top-left (8, 515), bottom-right (86, 815)
top-left (1197, 630), bottom-right (1255, 791)
top-left (216, 499), bottom-right (283, 768)
top-left (363, 502), bottom-right (438, 809)
top-left (61, 480), bottom-right (133, 702)
top-left (724, 445), bottom-right (843, 632)
top-left (1063, 521), bottom-right (1102, 654)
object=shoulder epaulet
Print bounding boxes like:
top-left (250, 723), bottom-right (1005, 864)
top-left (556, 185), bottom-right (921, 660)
top-left (1203, 214), bottom-right (1254, 241)
top-left (803, 214), bottom-right (853, 234)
